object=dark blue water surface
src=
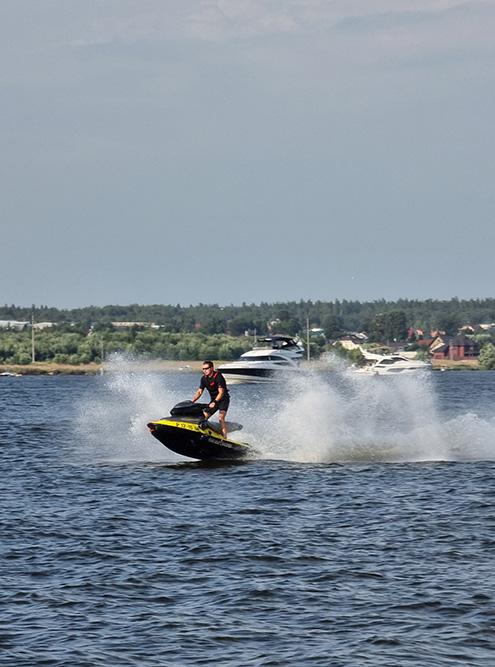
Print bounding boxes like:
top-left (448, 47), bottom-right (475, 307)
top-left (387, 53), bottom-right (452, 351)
top-left (2, 367), bottom-right (495, 666)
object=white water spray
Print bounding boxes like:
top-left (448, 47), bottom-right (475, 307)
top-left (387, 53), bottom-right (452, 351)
top-left (238, 366), bottom-right (495, 463)
top-left (75, 355), bottom-right (495, 464)
top-left (249, 369), bottom-right (449, 462)
top-left (75, 354), bottom-right (186, 463)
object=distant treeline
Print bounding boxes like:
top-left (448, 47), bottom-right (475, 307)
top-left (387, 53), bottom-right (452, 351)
top-left (3, 298), bottom-right (495, 366)
top-left (0, 328), bottom-right (254, 366)
top-left (3, 298), bottom-right (495, 338)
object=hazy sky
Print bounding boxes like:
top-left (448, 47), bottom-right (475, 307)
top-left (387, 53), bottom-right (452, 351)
top-left (2, 1), bottom-right (494, 309)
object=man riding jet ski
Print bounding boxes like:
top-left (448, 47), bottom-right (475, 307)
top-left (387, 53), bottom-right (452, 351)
top-left (191, 360), bottom-right (230, 439)
top-left (147, 400), bottom-right (253, 461)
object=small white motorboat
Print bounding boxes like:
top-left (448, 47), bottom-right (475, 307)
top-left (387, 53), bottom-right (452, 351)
top-left (218, 335), bottom-right (305, 384)
top-left (354, 354), bottom-right (431, 375)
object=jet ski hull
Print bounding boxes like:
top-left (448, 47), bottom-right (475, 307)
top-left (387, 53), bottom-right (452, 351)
top-left (147, 418), bottom-right (253, 461)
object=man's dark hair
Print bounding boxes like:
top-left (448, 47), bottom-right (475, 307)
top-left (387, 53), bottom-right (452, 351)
top-left (203, 360), bottom-right (213, 368)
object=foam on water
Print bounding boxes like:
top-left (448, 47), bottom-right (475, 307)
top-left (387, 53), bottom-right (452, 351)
top-left (255, 367), bottom-right (495, 463)
top-left (76, 355), bottom-right (495, 464)
top-left (75, 354), bottom-right (185, 463)
top-left (249, 369), bottom-right (449, 463)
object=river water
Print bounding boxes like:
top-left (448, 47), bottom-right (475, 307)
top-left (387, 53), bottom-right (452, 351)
top-left (2, 362), bottom-right (495, 665)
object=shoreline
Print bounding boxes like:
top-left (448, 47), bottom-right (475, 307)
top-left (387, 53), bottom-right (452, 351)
top-left (0, 360), bottom-right (208, 376)
top-left (0, 358), bottom-right (482, 375)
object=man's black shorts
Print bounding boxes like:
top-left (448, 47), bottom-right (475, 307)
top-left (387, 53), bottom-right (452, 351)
top-left (204, 397), bottom-right (230, 416)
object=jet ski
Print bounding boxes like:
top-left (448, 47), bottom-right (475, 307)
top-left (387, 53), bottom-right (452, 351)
top-left (147, 401), bottom-right (254, 461)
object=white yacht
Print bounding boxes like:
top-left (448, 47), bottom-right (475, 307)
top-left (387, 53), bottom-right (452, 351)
top-left (219, 335), bottom-right (305, 384)
top-left (354, 354), bottom-right (431, 375)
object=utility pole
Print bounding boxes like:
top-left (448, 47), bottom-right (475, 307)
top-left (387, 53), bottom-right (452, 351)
top-left (306, 315), bottom-right (310, 362)
top-left (31, 308), bottom-right (35, 363)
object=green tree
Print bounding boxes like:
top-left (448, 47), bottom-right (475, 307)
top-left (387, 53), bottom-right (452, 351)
top-left (434, 313), bottom-right (462, 336)
top-left (478, 343), bottom-right (495, 370)
top-left (227, 317), bottom-right (255, 337)
top-left (321, 313), bottom-right (343, 339)
top-left (369, 310), bottom-right (407, 343)
top-left (414, 347), bottom-right (431, 362)
top-left (328, 343), bottom-right (365, 366)
top-left (202, 316), bottom-right (226, 335)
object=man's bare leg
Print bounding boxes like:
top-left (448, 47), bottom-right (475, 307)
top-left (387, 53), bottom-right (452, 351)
top-left (219, 410), bottom-right (228, 439)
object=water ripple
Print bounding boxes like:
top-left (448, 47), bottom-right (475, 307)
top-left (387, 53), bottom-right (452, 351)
top-left (2, 375), bottom-right (495, 665)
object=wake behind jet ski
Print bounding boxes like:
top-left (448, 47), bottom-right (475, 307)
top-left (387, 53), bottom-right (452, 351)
top-left (147, 401), bottom-right (254, 461)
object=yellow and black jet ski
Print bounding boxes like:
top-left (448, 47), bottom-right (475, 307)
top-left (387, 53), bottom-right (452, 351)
top-left (147, 401), bottom-right (254, 461)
